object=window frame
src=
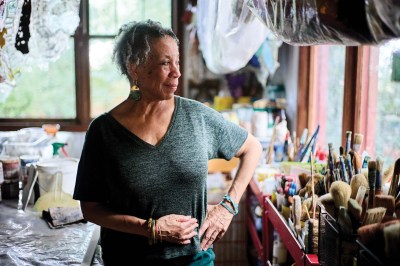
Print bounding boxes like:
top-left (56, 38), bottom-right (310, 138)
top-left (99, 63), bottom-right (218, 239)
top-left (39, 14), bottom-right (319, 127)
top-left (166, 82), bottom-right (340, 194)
top-left (297, 45), bottom-right (378, 154)
top-left (0, 0), bottom-right (184, 132)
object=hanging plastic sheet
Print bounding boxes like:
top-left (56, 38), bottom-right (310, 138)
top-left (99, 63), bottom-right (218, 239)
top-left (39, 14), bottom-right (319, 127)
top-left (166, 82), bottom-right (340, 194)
top-left (246, 0), bottom-right (400, 46)
top-left (196, 0), bottom-right (280, 75)
top-left (0, 0), bottom-right (80, 102)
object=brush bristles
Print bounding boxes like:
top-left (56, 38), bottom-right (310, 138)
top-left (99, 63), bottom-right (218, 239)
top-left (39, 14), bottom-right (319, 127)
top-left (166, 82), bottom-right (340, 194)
top-left (353, 133), bottom-right (364, 145)
top-left (330, 181), bottom-right (351, 209)
top-left (307, 218), bottom-right (319, 255)
top-left (293, 195), bottom-right (302, 234)
top-left (384, 222), bottom-right (400, 259)
top-left (374, 195), bottom-right (395, 216)
top-left (350, 174), bottom-right (369, 199)
top-left (363, 207), bottom-right (387, 225)
top-left (348, 198), bottom-right (362, 221)
top-left (357, 223), bottom-right (381, 245)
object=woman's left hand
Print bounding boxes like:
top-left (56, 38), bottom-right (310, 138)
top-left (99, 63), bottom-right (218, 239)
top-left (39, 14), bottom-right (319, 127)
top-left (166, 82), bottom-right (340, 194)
top-left (199, 204), bottom-right (234, 250)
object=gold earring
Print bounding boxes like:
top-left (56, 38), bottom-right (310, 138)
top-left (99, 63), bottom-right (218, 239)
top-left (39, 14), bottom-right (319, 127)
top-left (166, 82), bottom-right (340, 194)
top-left (129, 81), bottom-right (141, 101)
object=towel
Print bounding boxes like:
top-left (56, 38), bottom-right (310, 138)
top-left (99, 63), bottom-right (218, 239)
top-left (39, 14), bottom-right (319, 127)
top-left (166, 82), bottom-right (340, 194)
top-left (42, 206), bottom-right (86, 229)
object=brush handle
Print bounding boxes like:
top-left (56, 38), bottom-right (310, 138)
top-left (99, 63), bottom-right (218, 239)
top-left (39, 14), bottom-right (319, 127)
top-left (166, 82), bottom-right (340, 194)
top-left (298, 125), bottom-right (319, 162)
top-left (368, 168), bottom-right (377, 190)
top-left (345, 131), bottom-right (352, 156)
top-left (355, 185), bottom-right (367, 206)
top-left (362, 155), bottom-right (370, 169)
top-left (328, 143), bottom-right (335, 178)
top-left (375, 170), bottom-right (382, 190)
top-left (339, 156), bottom-right (349, 183)
top-left (346, 154), bottom-right (354, 180)
top-left (368, 189), bottom-right (375, 210)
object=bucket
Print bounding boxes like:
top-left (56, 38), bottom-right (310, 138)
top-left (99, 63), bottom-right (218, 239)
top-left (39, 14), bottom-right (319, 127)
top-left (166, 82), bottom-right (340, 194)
top-left (36, 158), bottom-right (79, 196)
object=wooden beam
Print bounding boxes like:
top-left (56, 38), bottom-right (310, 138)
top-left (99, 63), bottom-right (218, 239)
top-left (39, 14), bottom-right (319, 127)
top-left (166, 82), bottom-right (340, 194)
top-left (297, 46), bottom-right (313, 136)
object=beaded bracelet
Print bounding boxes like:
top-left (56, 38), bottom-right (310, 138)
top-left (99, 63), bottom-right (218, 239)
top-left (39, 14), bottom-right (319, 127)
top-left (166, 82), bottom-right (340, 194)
top-left (219, 194), bottom-right (239, 215)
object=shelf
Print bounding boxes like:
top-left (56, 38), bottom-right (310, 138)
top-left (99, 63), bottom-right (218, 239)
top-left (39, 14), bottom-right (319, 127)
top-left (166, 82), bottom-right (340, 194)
top-left (247, 179), bottom-right (320, 266)
top-left (247, 179), bottom-right (271, 266)
top-left (265, 197), bottom-right (304, 265)
top-left (246, 216), bottom-right (263, 259)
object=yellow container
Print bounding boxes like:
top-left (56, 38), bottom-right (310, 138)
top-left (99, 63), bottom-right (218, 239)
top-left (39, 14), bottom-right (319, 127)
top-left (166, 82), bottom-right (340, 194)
top-left (214, 96), bottom-right (234, 111)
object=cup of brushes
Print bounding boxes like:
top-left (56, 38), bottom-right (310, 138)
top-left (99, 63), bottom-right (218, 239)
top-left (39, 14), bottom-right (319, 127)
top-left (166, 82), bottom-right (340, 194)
top-left (282, 158), bottom-right (400, 259)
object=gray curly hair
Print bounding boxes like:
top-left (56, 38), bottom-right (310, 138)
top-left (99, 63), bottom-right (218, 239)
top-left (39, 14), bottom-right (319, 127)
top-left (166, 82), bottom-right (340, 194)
top-left (112, 19), bottom-right (179, 81)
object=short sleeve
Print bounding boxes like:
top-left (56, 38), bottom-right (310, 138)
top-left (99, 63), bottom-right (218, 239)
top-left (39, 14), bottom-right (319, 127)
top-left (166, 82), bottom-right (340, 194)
top-left (215, 118), bottom-right (248, 160)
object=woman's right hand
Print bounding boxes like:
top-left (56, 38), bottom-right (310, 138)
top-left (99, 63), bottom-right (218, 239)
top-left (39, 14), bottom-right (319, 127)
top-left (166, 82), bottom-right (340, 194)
top-left (156, 214), bottom-right (198, 244)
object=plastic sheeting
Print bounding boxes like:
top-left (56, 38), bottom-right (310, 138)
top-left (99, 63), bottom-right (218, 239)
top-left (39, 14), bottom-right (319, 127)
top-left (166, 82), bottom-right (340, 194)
top-left (247, 0), bottom-right (400, 45)
top-left (196, 0), bottom-right (280, 75)
top-left (0, 200), bottom-right (102, 266)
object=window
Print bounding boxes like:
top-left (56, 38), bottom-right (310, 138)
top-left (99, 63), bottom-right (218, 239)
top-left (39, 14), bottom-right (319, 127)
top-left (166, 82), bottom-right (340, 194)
top-left (310, 46), bottom-right (346, 152)
top-left (88, 0), bottom-right (172, 118)
top-left (299, 42), bottom-right (400, 167)
top-left (0, 0), bottom-right (178, 131)
top-left (373, 39), bottom-right (400, 166)
top-left (0, 38), bottom-right (76, 119)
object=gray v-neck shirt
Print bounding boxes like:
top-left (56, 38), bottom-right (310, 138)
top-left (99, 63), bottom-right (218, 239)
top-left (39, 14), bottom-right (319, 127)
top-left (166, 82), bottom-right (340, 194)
top-left (73, 96), bottom-right (247, 261)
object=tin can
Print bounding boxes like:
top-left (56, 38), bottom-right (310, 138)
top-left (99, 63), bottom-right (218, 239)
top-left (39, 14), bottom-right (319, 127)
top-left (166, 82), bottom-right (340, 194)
top-left (0, 156), bottom-right (20, 183)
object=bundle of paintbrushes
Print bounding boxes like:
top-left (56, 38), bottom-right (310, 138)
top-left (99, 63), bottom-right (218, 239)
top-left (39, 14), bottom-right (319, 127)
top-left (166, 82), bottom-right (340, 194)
top-left (356, 157), bottom-right (400, 263)
top-left (270, 129), bottom-right (400, 262)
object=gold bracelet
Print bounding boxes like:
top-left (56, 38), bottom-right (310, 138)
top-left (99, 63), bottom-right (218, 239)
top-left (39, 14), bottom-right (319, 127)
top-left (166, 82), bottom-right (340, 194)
top-left (147, 218), bottom-right (153, 245)
top-left (152, 219), bottom-right (156, 244)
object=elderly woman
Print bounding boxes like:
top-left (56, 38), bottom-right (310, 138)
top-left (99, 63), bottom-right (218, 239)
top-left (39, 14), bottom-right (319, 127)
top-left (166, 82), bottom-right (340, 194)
top-left (73, 20), bottom-right (262, 265)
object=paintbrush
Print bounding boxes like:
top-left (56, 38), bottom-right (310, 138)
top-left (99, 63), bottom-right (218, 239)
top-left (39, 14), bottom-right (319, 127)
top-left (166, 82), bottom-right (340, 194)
top-left (374, 194), bottom-right (395, 216)
top-left (375, 156), bottom-right (383, 196)
top-left (350, 174), bottom-right (369, 199)
top-left (339, 146), bottom-right (344, 157)
top-left (353, 133), bottom-right (363, 154)
top-left (396, 201), bottom-right (400, 218)
top-left (355, 185), bottom-right (367, 207)
top-left (310, 153), bottom-right (316, 219)
top-left (327, 143), bottom-right (335, 182)
top-left (349, 150), bottom-right (362, 174)
top-left (307, 218), bottom-right (319, 254)
top-left (295, 128), bottom-right (308, 161)
top-left (299, 125), bottom-right (320, 163)
top-left (348, 198), bottom-right (362, 222)
top-left (362, 154), bottom-right (371, 169)
top-left (330, 181), bottom-right (351, 209)
top-left (383, 222), bottom-right (400, 260)
top-left (265, 116), bottom-right (281, 164)
top-left (339, 155), bottom-right (349, 183)
top-left (362, 207), bottom-right (387, 225)
top-left (292, 195), bottom-right (302, 235)
top-left (337, 206), bottom-right (353, 237)
top-left (388, 158), bottom-right (400, 197)
top-left (346, 154), bottom-right (354, 181)
top-left (345, 131), bottom-right (352, 156)
top-left (367, 160), bottom-right (377, 210)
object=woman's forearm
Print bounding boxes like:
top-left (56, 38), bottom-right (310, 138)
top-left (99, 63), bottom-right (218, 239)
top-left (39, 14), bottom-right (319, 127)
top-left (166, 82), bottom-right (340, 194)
top-left (81, 201), bottom-right (149, 237)
top-left (228, 134), bottom-right (262, 203)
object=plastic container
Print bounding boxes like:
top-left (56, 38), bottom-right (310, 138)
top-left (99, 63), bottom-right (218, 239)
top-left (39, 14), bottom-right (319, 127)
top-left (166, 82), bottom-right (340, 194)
top-left (2, 128), bottom-right (52, 158)
top-left (36, 158), bottom-right (79, 196)
top-left (318, 204), bottom-right (358, 266)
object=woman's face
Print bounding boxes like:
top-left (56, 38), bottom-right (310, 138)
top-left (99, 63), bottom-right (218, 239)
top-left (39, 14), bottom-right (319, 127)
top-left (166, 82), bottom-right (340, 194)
top-left (135, 36), bottom-right (181, 101)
